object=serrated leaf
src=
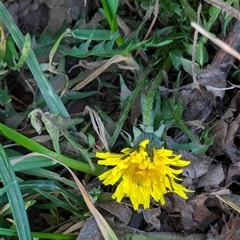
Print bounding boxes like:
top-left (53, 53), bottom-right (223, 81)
top-left (180, 0), bottom-right (197, 22)
top-left (169, 142), bottom-right (206, 154)
top-left (62, 32), bottom-right (173, 58)
top-left (70, 29), bottom-right (114, 41)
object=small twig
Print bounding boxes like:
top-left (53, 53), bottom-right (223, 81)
top-left (191, 22), bottom-right (240, 61)
top-left (71, 55), bottom-right (130, 91)
top-left (204, 0), bottom-right (240, 22)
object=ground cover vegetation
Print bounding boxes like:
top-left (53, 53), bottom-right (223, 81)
top-left (1, 0), bottom-right (240, 239)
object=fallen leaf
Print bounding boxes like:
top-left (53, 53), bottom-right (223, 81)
top-left (192, 204), bottom-right (217, 231)
top-left (141, 208), bottom-right (161, 231)
top-left (180, 204), bottom-right (194, 231)
top-left (198, 163), bottom-right (225, 188)
top-left (77, 216), bottom-right (103, 240)
top-left (99, 201), bottom-right (132, 225)
top-left (225, 162), bottom-right (240, 186)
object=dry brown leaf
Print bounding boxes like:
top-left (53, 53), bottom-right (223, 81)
top-left (223, 113), bottom-right (240, 148)
top-left (198, 163), bottom-right (224, 188)
top-left (99, 201), bottom-right (132, 225)
top-left (189, 189), bottom-right (231, 207)
top-left (180, 204), bottom-right (194, 231)
top-left (208, 120), bottom-right (228, 157)
top-left (192, 204), bottom-right (216, 230)
top-left (225, 162), bottom-right (240, 186)
top-left (42, 0), bottom-right (88, 34)
top-left (180, 150), bottom-right (213, 179)
top-left (195, 205), bottom-right (218, 230)
top-left (141, 208), bottom-right (161, 231)
top-left (83, 106), bottom-right (109, 151)
top-left (77, 216), bottom-right (103, 240)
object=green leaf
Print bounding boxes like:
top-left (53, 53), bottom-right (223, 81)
top-left (183, 42), bottom-right (209, 66)
top-left (160, 0), bottom-right (182, 17)
top-left (18, 180), bottom-right (86, 211)
top-left (120, 74), bottom-right (132, 103)
top-left (0, 89), bottom-right (11, 104)
top-left (33, 22), bottom-right (67, 57)
top-left (69, 29), bottom-right (115, 40)
top-left (36, 188), bottom-right (84, 219)
top-left (0, 181), bottom-right (16, 196)
top-left (0, 228), bottom-right (77, 239)
top-left (22, 167), bottom-right (77, 189)
top-left (4, 36), bottom-right (19, 67)
top-left (181, 57), bottom-right (200, 76)
top-left (61, 90), bottom-right (97, 103)
top-left (62, 31), bottom-right (173, 58)
top-left (110, 79), bottom-right (147, 147)
top-left (179, 0), bottom-right (197, 22)
top-left (169, 50), bottom-right (183, 71)
top-left (101, 0), bottom-right (119, 29)
top-left (10, 33), bottom-right (31, 70)
top-left (11, 155), bottom-right (56, 171)
top-left (170, 142), bottom-right (205, 154)
top-left (169, 50), bottom-right (200, 76)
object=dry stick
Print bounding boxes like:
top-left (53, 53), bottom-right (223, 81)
top-left (71, 55), bottom-right (129, 91)
top-left (204, 0), bottom-right (240, 22)
top-left (134, 0), bottom-right (159, 58)
top-left (191, 22), bottom-right (240, 61)
top-left (192, 3), bottom-right (202, 91)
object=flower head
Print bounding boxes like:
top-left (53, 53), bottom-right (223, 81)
top-left (96, 139), bottom-right (192, 210)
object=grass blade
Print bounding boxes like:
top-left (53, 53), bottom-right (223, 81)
top-left (0, 3), bottom-right (73, 120)
top-left (0, 123), bottom-right (104, 176)
top-left (0, 144), bottom-right (31, 240)
top-left (0, 228), bottom-right (76, 239)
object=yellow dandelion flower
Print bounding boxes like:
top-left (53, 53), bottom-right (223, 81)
top-left (96, 139), bottom-right (192, 210)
